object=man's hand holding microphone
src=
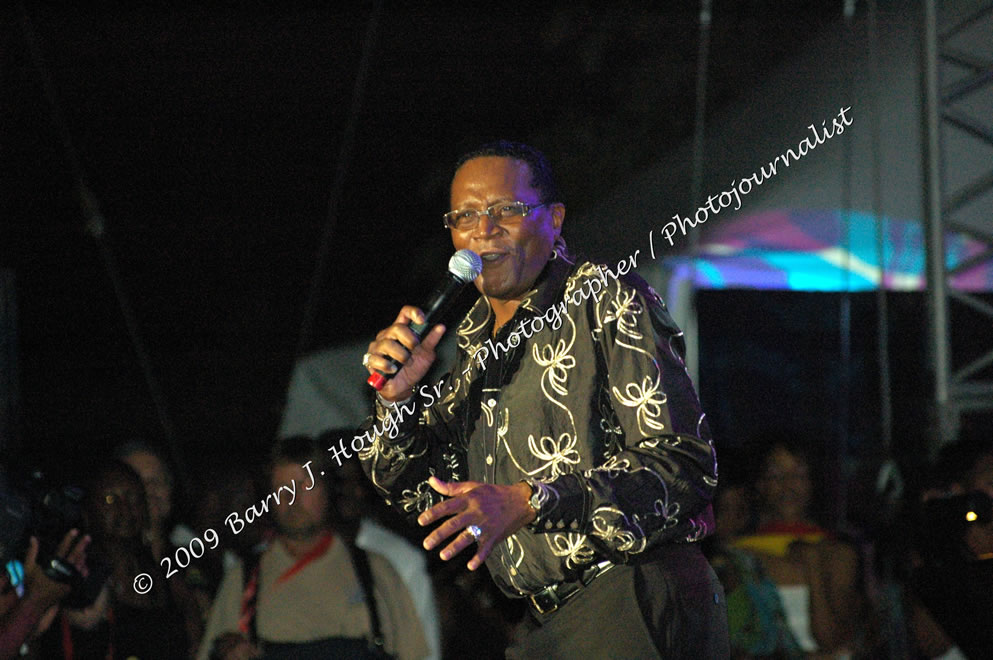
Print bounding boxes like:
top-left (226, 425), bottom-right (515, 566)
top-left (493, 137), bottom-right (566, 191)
top-left (360, 249), bottom-right (538, 571)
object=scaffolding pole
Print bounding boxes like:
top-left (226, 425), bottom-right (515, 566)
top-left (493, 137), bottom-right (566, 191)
top-left (922, 0), bottom-right (993, 452)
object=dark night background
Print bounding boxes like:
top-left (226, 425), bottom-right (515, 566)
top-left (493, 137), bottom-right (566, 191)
top-left (1, 2), bottom-right (986, 500)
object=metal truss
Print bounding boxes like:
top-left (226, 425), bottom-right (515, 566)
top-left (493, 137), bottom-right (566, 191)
top-left (922, 0), bottom-right (993, 449)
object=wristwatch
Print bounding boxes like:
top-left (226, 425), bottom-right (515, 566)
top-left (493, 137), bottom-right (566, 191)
top-left (522, 478), bottom-right (543, 526)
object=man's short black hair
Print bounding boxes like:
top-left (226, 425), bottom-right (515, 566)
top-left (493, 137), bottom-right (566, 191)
top-left (113, 439), bottom-right (174, 486)
top-left (270, 434), bottom-right (331, 479)
top-left (454, 140), bottom-right (562, 204)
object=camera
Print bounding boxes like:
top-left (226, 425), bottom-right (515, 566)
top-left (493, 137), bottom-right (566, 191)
top-left (917, 490), bottom-right (992, 565)
top-left (913, 490), bottom-right (993, 657)
top-left (0, 466), bottom-right (87, 603)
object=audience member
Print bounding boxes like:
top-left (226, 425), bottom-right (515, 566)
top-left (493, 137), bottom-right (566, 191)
top-left (736, 437), bottom-right (867, 658)
top-left (198, 435), bottom-right (428, 660)
top-left (190, 461), bottom-right (269, 606)
top-left (47, 460), bottom-right (200, 658)
top-left (704, 453), bottom-right (803, 659)
top-left (330, 446), bottom-right (441, 660)
top-left (906, 435), bottom-right (992, 659)
top-left (114, 441), bottom-right (182, 562)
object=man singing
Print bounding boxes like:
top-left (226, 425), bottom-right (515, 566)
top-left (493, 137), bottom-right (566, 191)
top-left (359, 141), bottom-right (729, 658)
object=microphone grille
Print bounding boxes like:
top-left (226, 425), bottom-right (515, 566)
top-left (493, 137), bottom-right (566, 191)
top-left (448, 249), bottom-right (482, 282)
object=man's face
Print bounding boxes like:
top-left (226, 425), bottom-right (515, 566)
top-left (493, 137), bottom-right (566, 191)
top-left (94, 471), bottom-right (146, 541)
top-left (449, 156), bottom-right (563, 302)
top-left (122, 451), bottom-right (172, 528)
top-left (272, 461), bottom-right (328, 539)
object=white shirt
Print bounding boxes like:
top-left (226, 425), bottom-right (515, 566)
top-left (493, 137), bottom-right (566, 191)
top-left (357, 518), bottom-right (440, 660)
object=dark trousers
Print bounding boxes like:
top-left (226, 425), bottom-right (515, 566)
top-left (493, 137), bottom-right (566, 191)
top-left (506, 544), bottom-right (730, 659)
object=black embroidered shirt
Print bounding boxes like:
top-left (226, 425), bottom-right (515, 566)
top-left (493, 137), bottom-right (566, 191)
top-left (358, 257), bottom-right (718, 597)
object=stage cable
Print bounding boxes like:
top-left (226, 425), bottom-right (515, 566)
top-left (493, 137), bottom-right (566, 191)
top-left (16, 3), bottom-right (191, 499)
top-left (836, 0), bottom-right (855, 535)
top-left (294, 0), bottom-right (384, 360)
top-left (862, 2), bottom-right (907, 656)
top-left (686, 0), bottom-right (712, 389)
top-left (868, 0), bottom-right (894, 458)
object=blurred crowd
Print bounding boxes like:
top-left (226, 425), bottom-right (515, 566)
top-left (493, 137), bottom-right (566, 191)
top-left (702, 431), bottom-right (992, 660)
top-left (1, 432), bottom-right (521, 660)
top-left (1, 427), bottom-right (989, 659)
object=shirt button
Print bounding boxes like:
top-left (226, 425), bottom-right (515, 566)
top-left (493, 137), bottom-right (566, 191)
top-left (486, 455), bottom-right (493, 465)
top-left (487, 398), bottom-right (497, 407)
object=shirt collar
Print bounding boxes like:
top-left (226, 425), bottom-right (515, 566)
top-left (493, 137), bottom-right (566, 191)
top-left (456, 256), bottom-right (574, 347)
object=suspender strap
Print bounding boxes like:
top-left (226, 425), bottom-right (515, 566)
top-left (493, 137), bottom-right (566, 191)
top-left (343, 540), bottom-right (387, 655)
top-left (237, 553), bottom-right (262, 642)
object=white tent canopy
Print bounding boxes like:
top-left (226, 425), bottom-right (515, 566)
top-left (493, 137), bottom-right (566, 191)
top-left (279, 3), bottom-right (991, 439)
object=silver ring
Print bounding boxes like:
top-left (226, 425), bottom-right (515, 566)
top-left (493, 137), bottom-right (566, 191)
top-left (466, 524), bottom-right (482, 540)
top-left (362, 352), bottom-right (372, 367)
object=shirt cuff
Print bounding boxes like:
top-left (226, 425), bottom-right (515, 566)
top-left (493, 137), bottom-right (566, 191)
top-left (372, 391), bottom-right (419, 441)
top-left (526, 473), bottom-right (591, 534)
top-left (375, 390), bottom-right (413, 412)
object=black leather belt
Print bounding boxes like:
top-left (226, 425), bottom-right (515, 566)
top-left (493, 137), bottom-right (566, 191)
top-left (527, 559), bottom-right (615, 615)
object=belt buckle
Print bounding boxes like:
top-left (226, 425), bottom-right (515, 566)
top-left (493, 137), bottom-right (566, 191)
top-left (529, 585), bottom-right (561, 615)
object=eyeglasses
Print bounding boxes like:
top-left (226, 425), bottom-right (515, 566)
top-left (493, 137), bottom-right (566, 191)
top-left (443, 201), bottom-right (548, 230)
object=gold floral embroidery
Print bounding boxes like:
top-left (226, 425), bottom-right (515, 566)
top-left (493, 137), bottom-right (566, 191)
top-left (650, 496), bottom-right (681, 529)
top-left (601, 284), bottom-right (644, 341)
top-left (590, 507), bottom-right (647, 555)
top-left (456, 298), bottom-right (491, 351)
top-left (585, 454), bottom-right (632, 479)
top-left (398, 480), bottom-right (435, 513)
top-left (547, 533), bottom-right (596, 569)
top-left (527, 432), bottom-right (581, 478)
top-left (612, 374), bottom-right (668, 435)
top-left (534, 339), bottom-right (576, 398)
top-left (499, 534), bottom-right (526, 590)
top-left (481, 397), bottom-right (496, 428)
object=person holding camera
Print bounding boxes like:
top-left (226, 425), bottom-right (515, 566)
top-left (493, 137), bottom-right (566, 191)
top-left (47, 460), bottom-right (201, 659)
top-left (908, 435), bottom-right (992, 660)
top-left (0, 529), bottom-right (90, 660)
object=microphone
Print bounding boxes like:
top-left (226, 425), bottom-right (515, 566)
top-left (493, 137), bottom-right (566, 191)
top-left (367, 249), bottom-right (482, 391)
